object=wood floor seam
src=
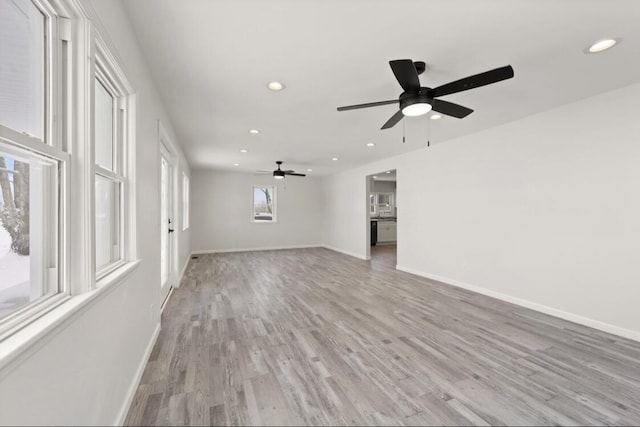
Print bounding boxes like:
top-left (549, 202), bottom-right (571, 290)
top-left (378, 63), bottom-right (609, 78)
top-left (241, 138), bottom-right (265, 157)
top-left (125, 246), bottom-right (640, 426)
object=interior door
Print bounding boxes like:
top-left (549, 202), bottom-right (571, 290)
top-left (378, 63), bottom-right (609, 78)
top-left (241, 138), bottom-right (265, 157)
top-left (160, 146), bottom-right (174, 305)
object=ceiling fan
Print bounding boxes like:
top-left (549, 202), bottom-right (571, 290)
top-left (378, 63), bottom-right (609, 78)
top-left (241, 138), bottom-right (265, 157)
top-left (256, 161), bottom-right (306, 180)
top-left (337, 59), bottom-right (514, 129)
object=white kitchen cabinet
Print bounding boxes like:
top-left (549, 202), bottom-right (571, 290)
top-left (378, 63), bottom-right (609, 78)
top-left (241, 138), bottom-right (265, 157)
top-left (377, 221), bottom-right (397, 242)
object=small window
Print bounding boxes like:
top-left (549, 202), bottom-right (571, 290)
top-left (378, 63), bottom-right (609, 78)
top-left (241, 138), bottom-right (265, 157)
top-left (252, 185), bottom-right (276, 222)
top-left (182, 172), bottom-right (189, 230)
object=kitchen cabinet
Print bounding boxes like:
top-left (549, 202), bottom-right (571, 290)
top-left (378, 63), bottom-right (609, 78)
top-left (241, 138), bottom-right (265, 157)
top-left (377, 221), bottom-right (397, 242)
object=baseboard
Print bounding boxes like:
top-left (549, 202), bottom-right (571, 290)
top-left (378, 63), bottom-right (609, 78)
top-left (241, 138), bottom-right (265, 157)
top-left (191, 244), bottom-right (321, 255)
top-left (396, 265), bottom-right (640, 343)
top-left (176, 255), bottom-right (190, 287)
top-left (322, 245), bottom-right (368, 261)
top-left (114, 323), bottom-right (161, 426)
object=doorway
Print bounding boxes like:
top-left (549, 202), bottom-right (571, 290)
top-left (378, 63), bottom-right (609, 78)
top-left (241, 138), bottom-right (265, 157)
top-left (160, 142), bottom-right (176, 307)
top-left (367, 169), bottom-right (397, 267)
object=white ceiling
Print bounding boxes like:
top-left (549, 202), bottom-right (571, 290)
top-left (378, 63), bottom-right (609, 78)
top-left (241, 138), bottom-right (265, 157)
top-left (122, 0), bottom-right (640, 176)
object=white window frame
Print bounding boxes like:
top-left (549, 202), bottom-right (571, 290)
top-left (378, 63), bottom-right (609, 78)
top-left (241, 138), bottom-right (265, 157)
top-left (0, 0), bottom-right (140, 348)
top-left (92, 35), bottom-right (136, 283)
top-left (182, 172), bottom-right (189, 231)
top-left (252, 185), bottom-right (277, 223)
top-left (0, 0), bottom-right (71, 340)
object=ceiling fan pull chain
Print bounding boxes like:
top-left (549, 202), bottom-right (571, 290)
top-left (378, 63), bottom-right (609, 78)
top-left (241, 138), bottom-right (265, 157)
top-left (403, 119), bottom-right (406, 143)
top-left (427, 115), bottom-right (430, 147)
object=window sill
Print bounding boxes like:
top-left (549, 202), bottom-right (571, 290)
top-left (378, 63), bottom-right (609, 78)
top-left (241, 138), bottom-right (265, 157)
top-left (0, 259), bottom-right (141, 374)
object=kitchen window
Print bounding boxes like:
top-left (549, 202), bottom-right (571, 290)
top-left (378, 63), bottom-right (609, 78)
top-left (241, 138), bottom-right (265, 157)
top-left (252, 185), bottom-right (276, 222)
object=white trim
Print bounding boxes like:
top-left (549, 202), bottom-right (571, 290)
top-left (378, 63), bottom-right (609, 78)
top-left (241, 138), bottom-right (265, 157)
top-left (181, 172), bottom-right (189, 231)
top-left (160, 286), bottom-right (174, 314)
top-left (0, 260), bottom-right (141, 376)
top-left (395, 265), bottom-right (640, 343)
top-left (0, 125), bottom-right (70, 162)
top-left (158, 121), bottom-right (179, 302)
top-left (176, 254), bottom-right (190, 287)
top-left (114, 322), bottom-right (160, 427)
top-left (192, 245), bottom-right (321, 255)
top-left (321, 245), bottom-right (369, 261)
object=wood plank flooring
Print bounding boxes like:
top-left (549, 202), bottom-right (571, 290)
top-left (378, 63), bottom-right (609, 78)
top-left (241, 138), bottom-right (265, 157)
top-left (125, 247), bottom-right (640, 426)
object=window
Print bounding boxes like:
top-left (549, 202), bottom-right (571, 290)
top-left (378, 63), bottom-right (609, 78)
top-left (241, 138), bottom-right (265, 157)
top-left (252, 185), bottom-right (276, 222)
top-left (93, 40), bottom-right (133, 279)
top-left (0, 144), bottom-right (61, 322)
top-left (0, 0), bottom-right (138, 341)
top-left (182, 172), bottom-right (189, 230)
top-left (0, 0), bottom-right (69, 335)
top-left (370, 192), bottom-right (396, 217)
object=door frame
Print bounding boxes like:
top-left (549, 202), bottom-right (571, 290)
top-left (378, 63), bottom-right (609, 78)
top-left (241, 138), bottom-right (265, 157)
top-left (158, 122), bottom-right (178, 307)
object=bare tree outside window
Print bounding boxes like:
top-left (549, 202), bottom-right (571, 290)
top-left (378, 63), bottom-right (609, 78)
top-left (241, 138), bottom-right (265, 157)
top-left (253, 186), bottom-right (275, 221)
top-left (0, 156), bottom-right (30, 256)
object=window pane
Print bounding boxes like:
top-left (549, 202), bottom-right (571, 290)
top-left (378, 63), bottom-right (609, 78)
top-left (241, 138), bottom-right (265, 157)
top-left (0, 143), bottom-right (58, 320)
top-left (0, 0), bottom-right (46, 140)
top-left (253, 186), bottom-right (274, 221)
top-left (95, 79), bottom-right (114, 170)
top-left (182, 174), bottom-right (189, 229)
top-left (95, 175), bottom-right (119, 270)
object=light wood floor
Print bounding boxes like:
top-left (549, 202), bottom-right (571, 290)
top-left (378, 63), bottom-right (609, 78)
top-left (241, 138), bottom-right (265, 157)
top-left (125, 247), bottom-right (640, 426)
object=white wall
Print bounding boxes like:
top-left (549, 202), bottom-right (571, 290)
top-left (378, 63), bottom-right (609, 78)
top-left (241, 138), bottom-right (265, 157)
top-left (191, 170), bottom-right (323, 253)
top-left (0, 0), bottom-right (191, 424)
top-left (322, 82), bottom-right (640, 340)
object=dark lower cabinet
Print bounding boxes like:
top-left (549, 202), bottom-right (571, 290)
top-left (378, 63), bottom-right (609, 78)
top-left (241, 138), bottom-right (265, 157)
top-left (371, 221), bottom-right (377, 246)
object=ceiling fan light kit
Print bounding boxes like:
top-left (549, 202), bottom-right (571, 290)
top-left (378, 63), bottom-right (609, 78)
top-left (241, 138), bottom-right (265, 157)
top-left (337, 59), bottom-right (514, 130)
top-left (401, 94), bottom-right (433, 117)
top-left (256, 161), bottom-right (306, 180)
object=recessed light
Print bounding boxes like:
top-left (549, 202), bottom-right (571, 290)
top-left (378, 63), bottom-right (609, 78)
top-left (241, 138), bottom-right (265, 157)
top-left (386, 171), bottom-right (391, 174)
top-left (249, 129), bottom-right (260, 134)
top-left (430, 114), bottom-right (442, 120)
top-left (307, 168), bottom-right (312, 172)
top-left (373, 176), bottom-right (378, 179)
top-left (331, 157), bottom-right (338, 161)
top-left (586, 38), bottom-right (619, 53)
top-left (366, 142), bottom-right (375, 147)
top-left (240, 149), bottom-right (248, 153)
top-left (267, 81), bottom-right (285, 91)
top-left (233, 163), bottom-right (239, 166)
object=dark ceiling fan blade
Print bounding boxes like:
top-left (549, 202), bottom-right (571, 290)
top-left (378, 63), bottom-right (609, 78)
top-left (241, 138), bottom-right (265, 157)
top-left (390, 59), bottom-right (420, 93)
top-left (282, 169), bottom-right (295, 173)
top-left (381, 110), bottom-right (405, 130)
top-left (431, 99), bottom-right (474, 119)
top-left (337, 100), bottom-right (398, 111)
top-left (432, 65), bottom-right (514, 98)
top-left (256, 170), bottom-right (272, 173)
top-left (284, 172), bottom-right (306, 177)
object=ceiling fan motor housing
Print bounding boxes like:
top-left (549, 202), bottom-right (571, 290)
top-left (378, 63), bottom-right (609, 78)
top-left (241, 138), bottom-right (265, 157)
top-left (273, 169), bottom-right (285, 178)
